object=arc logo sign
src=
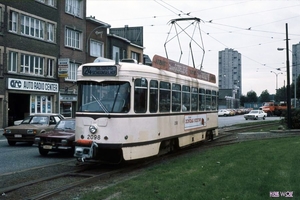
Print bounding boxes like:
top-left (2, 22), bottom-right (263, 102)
top-left (8, 78), bottom-right (58, 93)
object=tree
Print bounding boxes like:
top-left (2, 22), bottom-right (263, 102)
top-left (246, 90), bottom-right (258, 103)
top-left (240, 95), bottom-right (247, 106)
top-left (275, 86), bottom-right (286, 102)
top-left (259, 90), bottom-right (270, 103)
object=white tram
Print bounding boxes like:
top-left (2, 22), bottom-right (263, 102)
top-left (74, 55), bottom-right (218, 163)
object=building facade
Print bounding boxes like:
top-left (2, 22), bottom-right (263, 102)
top-left (0, 0), bottom-right (144, 127)
top-left (57, 0), bottom-right (86, 118)
top-left (1, 0), bottom-right (60, 126)
top-left (218, 48), bottom-right (242, 108)
top-left (292, 42), bottom-right (300, 84)
top-left (218, 48), bottom-right (242, 97)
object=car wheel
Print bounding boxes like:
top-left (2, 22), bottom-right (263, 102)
top-left (39, 147), bottom-right (49, 156)
top-left (28, 142), bottom-right (34, 146)
top-left (8, 141), bottom-right (16, 146)
top-left (255, 116), bottom-right (258, 120)
top-left (263, 116), bottom-right (265, 120)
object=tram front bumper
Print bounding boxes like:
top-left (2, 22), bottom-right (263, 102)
top-left (74, 139), bottom-right (98, 162)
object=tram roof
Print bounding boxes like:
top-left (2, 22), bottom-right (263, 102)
top-left (78, 55), bottom-right (217, 86)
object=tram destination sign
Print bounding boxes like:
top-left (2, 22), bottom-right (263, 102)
top-left (82, 65), bottom-right (117, 76)
top-left (152, 55), bottom-right (216, 83)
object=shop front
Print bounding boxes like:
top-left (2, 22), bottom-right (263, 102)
top-left (7, 78), bottom-right (59, 126)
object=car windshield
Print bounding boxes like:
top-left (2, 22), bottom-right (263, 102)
top-left (250, 110), bottom-right (258, 114)
top-left (55, 120), bottom-right (75, 131)
top-left (26, 116), bottom-right (49, 125)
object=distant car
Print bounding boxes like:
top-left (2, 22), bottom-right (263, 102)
top-left (244, 110), bottom-right (267, 120)
top-left (218, 109), bottom-right (230, 116)
top-left (35, 118), bottom-right (75, 156)
top-left (3, 113), bottom-right (65, 146)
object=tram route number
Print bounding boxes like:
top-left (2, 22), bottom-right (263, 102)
top-left (87, 135), bottom-right (101, 140)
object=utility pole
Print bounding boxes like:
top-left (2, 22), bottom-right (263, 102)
top-left (285, 23), bottom-right (292, 129)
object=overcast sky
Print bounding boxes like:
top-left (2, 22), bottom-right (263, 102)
top-left (86, 0), bottom-right (300, 96)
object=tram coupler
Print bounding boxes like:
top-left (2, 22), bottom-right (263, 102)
top-left (74, 139), bottom-right (98, 162)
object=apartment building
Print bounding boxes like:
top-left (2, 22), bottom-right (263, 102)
top-left (0, 0), bottom-right (60, 126)
top-left (0, 0), bottom-right (144, 127)
top-left (218, 48), bottom-right (242, 108)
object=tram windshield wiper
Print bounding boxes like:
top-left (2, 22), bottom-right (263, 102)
top-left (92, 94), bottom-right (110, 116)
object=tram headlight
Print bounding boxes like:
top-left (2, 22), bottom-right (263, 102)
top-left (89, 125), bottom-right (97, 134)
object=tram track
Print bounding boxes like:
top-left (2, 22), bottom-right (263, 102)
top-left (1, 122), bottom-right (299, 200)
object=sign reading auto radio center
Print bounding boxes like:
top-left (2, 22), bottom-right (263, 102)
top-left (8, 78), bottom-right (58, 93)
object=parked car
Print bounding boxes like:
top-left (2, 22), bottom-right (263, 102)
top-left (35, 118), bottom-right (75, 156)
top-left (3, 113), bottom-right (65, 146)
top-left (218, 109), bottom-right (231, 116)
top-left (244, 110), bottom-right (267, 120)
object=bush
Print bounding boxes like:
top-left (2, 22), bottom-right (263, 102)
top-left (282, 108), bottom-right (300, 129)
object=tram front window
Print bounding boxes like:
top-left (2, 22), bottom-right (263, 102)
top-left (78, 82), bottom-right (130, 113)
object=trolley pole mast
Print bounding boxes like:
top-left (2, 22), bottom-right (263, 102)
top-left (285, 23), bottom-right (292, 129)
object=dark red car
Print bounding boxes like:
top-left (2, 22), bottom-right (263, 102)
top-left (34, 118), bottom-right (75, 156)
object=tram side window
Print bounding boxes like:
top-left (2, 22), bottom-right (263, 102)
top-left (134, 78), bottom-right (148, 113)
top-left (182, 85), bottom-right (190, 111)
top-left (206, 90), bottom-right (212, 110)
top-left (150, 80), bottom-right (158, 113)
top-left (212, 90), bottom-right (217, 110)
top-left (199, 88), bottom-right (205, 111)
top-left (191, 87), bottom-right (198, 111)
top-left (172, 83), bottom-right (181, 112)
top-left (159, 81), bottom-right (170, 112)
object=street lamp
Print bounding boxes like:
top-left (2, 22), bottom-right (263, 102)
top-left (277, 47), bottom-right (296, 108)
top-left (270, 71), bottom-right (283, 90)
top-left (86, 25), bottom-right (111, 53)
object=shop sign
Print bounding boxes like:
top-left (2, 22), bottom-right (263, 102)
top-left (58, 58), bottom-right (69, 78)
top-left (8, 78), bottom-right (58, 93)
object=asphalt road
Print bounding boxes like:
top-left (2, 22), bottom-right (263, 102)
top-left (0, 132), bottom-right (74, 175)
top-left (218, 114), bottom-right (282, 128)
top-left (0, 115), bottom-right (282, 175)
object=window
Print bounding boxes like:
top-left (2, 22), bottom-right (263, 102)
top-left (47, 23), bottom-right (55, 42)
top-left (206, 90), bottom-right (212, 110)
top-left (131, 51), bottom-right (139, 62)
top-left (66, 62), bottom-right (78, 81)
top-left (65, 28), bottom-right (81, 49)
top-left (212, 90), bottom-right (218, 110)
top-left (20, 54), bottom-right (44, 75)
top-left (47, 58), bottom-right (54, 77)
top-left (159, 81), bottom-right (170, 112)
top-left (199, 88), bottom-right (205, 111)
top-left (191, 87), bottom-right (198, 111)
top-left (112, 46), bottom-right (120, 60)
top-left (65, 0), bottom-right (82, 17)
top-left (0, 7), bottom-right (3, 32)
top-left (172, 83), bottom-right (181, 112)
top-left (9, 11), bottom-right (18, 33)
top-left (36, 0), bottom-right (56, 7)
top-left (150, 80), bottom-right (158, 113)
top-left (21, 15), bottom-right (44, 39)
top-left (90, 40), bottom-right (103, 57)
top-left (134, 78), bottom-right (148, 113)
top-left (31, 95), bottom-right (52, 114)
top-left (9, 51), bottom-right (18, 72)
top-left (182, 85), bottom-right (190, 111)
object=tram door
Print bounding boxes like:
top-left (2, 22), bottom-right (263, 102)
top-left (8, 93), bottom-right (30, 126)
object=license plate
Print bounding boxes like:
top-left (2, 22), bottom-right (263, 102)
top-left (14, 134), bottom-right (22, 138)
top-left (43, 145), bottom-right (52, 150)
